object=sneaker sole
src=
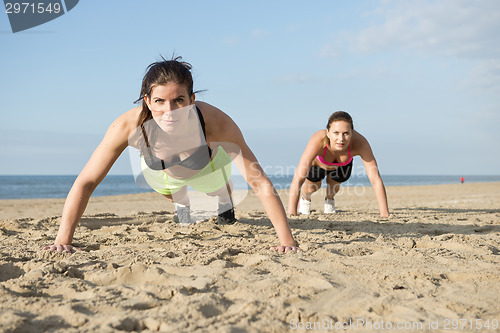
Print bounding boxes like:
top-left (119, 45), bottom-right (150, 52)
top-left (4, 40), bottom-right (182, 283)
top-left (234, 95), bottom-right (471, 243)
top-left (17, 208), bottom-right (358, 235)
top-left (217, 216), bottom-right (237, 224)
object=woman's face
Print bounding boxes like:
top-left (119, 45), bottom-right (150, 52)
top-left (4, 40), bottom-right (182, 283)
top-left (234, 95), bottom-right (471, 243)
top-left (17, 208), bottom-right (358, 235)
top-left (145, 82), bottom-right (195, 132)
top-left (327, 120), bottom-right (352, 151)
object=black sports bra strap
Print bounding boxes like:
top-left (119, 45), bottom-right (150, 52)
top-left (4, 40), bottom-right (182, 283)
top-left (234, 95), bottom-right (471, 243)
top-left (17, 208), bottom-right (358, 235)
top-left (195, 106), bottom-right (207, 139)
top-left (195, 105), bottom-right (212, 157)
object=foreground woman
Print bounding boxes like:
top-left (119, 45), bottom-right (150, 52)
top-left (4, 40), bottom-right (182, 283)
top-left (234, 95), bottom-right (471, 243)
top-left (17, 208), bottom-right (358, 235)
top-left (44, 57), bottom-right (298, 253)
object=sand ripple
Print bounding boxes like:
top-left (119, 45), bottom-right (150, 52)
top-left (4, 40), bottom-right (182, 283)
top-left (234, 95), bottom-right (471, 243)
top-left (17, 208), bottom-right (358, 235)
top-left (1, 183), bottom-right (499, 332)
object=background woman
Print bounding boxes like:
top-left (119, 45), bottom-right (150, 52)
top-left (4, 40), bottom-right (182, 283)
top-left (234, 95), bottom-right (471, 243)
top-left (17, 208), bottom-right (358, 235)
top-left (288, 111), bottom-right (389, 217)
top-left (44, 57), bottom-right (299, 253)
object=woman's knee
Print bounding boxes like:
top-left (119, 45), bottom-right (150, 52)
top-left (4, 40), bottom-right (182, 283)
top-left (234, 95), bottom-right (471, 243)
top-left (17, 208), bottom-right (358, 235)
top-left (162, 186), bottom-right (189, 203)
top-left (326, 178), bottom-right (341, 193)
top-left (162, 194), bottom-right (174, 202)
top-left (302, 180), bottom-right (321, 193)
top-left (206, 180), bottom-right (233, 197)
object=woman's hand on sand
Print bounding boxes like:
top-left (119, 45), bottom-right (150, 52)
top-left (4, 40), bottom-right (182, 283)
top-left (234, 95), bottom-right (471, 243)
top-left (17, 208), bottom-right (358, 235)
top-left (43, 244), bottom-right (81, 253)
top-left (270, 245), bottom-right (301, 253)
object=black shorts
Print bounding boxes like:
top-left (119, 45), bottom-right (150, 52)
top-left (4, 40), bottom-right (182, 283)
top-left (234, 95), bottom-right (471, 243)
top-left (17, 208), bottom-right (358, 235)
top-left (306, 160), bottom-right (353, 183)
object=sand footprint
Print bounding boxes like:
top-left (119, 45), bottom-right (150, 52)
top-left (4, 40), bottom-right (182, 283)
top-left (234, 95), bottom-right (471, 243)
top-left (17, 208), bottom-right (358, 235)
top-left (0, 263), bottom-right (25, 282)
top-left (85, 263), bottom-right (169, 286)
top-left (85, 263), bottom-right (214, 292)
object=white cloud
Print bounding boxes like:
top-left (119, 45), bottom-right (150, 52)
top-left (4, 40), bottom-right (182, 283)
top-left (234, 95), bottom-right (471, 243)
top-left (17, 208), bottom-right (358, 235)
top-left (221, 29), bottom-right (268, 45)
top-left (465, 58), bottom-right (500, 93)
top-left (251, 28), bottom-right (269, 39)
top-left (221, 35), bottom-right (241, 45)
top-left (275, 73), bottom-right (318, 85)
top-left (352, 0), bottom-right (500, 60)
top-left (321, 0), bottom-right (500, 90)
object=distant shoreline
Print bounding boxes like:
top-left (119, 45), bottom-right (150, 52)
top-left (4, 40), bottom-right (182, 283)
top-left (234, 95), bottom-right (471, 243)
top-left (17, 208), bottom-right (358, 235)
top-left (1, 174), bottom-right (500, 200)
top-left (1, 182), bottom-right (500, 221)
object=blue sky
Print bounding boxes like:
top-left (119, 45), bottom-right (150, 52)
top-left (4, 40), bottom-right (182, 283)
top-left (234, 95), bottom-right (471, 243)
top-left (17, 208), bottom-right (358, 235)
top-left (1, 0), bottom-right (499, 176)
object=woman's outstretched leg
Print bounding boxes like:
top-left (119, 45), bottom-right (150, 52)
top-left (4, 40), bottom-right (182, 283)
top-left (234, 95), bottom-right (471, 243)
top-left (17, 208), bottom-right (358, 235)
top-left (299, 179), bottom-right (321, 214)
top-left (324, 177), bottom-right (341, 213)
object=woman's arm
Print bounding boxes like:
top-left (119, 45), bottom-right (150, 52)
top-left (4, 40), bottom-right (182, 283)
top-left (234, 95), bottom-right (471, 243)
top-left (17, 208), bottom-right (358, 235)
top-left (236, 142), bottom-right (298, 251)
top-left (354, 133), bottom-right (389, 218)
top-left (198, 102), bottom-right (299, 252)
top-left (44, 109), bottom-right (137, 252)
top-left (287, 131), bottom-right (325, 215)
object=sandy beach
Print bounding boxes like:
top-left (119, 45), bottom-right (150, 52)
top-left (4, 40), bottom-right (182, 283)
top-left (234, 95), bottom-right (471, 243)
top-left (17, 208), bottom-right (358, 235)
top-left (0, 182), bottom-right (499, 332)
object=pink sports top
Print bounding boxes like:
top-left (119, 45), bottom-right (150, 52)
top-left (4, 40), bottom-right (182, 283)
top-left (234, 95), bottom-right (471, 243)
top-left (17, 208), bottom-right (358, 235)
top-left (316, 144), bottom-right (353, 166)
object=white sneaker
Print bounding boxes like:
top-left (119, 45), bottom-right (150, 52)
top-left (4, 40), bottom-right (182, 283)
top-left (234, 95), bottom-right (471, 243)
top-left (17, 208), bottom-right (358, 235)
top-left (298, 197), bottom-right (311, 215)
top-left (173, 203), bottom-right (194, 225)
top-left (324, 198), bottom-right (335, 214)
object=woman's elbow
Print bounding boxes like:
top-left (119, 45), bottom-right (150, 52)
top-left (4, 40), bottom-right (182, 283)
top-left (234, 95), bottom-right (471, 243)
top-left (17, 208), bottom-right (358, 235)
top-left (74, 175), bottom-right (99, 194)
top-left (370, 175), bottom-right (385, 189)
top-left (248, 177), bottom-right (276, 197)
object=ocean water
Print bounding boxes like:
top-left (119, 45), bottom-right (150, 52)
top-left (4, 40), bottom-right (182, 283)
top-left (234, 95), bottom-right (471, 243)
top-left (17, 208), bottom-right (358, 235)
top-left (0, 174), bottom-right (499, 200)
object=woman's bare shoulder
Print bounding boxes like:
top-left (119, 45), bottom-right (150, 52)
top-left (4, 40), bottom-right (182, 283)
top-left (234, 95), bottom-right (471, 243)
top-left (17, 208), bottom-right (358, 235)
top-left (120, 106), bottom-right (141, 123)
top-left (307, 130), bottom-right (326, 151)
top-left (311, 129), bottom-right (327, 140)
top-left (194, 101), bottom-right (238, 139)
top-left (112, 106), bottom-right (141, 132)
top-left (352, 130), bottom-right (369, 144)
top-left (194, 101), bottom-right (227, 121)
top-left (304, 130), bottom-right (326, 150)
top-left (104, 106), bottom-right (143, 148)
top-left (351, 130), bottom-right (371, 155)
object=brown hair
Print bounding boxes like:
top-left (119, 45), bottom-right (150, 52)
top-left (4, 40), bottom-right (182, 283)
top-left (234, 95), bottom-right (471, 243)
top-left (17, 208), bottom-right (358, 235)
top-left (134, 56), bottom-right (195, 151)
top-left (322, 111), bottom-right (354, 147)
